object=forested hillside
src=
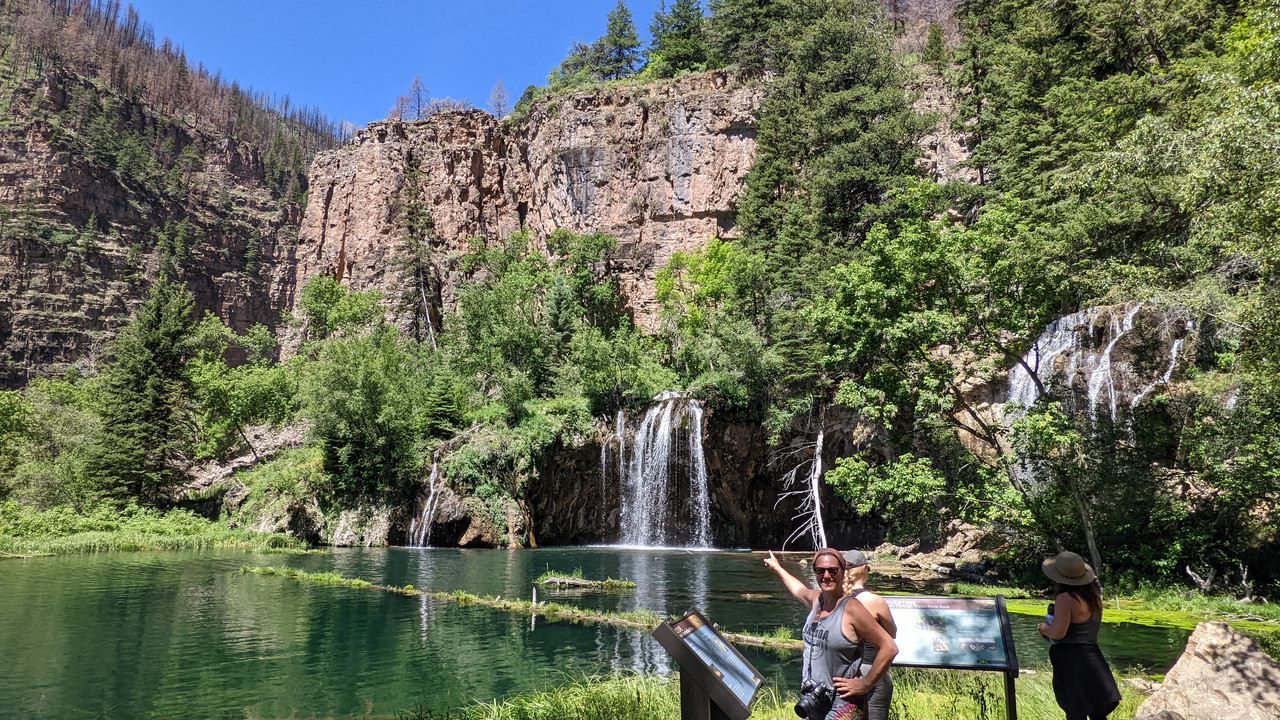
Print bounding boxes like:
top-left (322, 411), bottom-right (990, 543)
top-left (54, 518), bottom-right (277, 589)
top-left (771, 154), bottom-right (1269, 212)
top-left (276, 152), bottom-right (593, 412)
top-left (1, 0), bottom-right (1276, 598)
top-left (0, 0), bottom-right (338, 385)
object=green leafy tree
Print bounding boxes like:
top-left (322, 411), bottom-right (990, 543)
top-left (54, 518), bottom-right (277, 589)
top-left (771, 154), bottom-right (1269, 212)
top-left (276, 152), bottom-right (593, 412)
top-left (188, 315), bottom-right (297, 461)
top-left (302, 324), bottom-right (430, 503)
top-left (298, 275), bottom-right (383, 341)
top-left (826, 454), bottom-right (947, 539)
top-left (88, 275), bottom-right (196, 505)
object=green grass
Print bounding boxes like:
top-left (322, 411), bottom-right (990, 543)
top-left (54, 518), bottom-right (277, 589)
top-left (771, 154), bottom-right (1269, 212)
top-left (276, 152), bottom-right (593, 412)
top-left (243, 565), bottom-right (799, 651)
top-left (0, 501), bottom-right (303, 555)
top-left (942, 578), bottom-right (1280, 635)
top-left (243, 565), bottom-right (370, 588)
top-left (392, 668), bottom-right (1142, 720)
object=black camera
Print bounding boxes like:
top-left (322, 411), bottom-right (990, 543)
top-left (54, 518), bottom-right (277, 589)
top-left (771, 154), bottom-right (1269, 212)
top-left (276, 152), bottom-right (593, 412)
top-left (794, 679), bottom-right (837, 719)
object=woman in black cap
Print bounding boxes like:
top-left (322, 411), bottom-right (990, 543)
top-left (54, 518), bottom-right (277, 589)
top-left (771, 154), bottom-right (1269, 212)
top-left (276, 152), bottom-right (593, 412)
top-left (841, 549), bottom-right (895, 720)
top-left (1037, 551), bottom-right (1121, 720)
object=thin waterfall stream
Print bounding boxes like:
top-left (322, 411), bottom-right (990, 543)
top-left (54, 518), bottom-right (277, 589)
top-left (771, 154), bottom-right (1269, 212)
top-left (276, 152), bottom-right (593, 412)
top-left (407, 454), bottom-right (442, 548)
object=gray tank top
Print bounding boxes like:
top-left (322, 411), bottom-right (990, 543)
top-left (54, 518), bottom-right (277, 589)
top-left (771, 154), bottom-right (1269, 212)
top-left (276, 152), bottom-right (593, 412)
top-left (802, 596), bottom-right (863, 686)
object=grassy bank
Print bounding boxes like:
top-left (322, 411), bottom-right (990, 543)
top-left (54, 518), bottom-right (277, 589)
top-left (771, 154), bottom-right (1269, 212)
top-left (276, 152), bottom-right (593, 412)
top-left (534, 567), bottom-right (637, 590)
top-left (0, 501), bottom-right (303, 556)
top-left (394, 669), bottom-right (1143, 720)
top-left (943, 579), bottom-right (1280, 661)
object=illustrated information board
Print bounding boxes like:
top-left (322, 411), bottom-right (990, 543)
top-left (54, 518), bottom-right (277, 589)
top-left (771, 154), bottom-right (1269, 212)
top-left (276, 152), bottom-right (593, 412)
top-left (885, 596), bottom-right (1016, 671)
top-left (668, 612), bottom-right (763, 709)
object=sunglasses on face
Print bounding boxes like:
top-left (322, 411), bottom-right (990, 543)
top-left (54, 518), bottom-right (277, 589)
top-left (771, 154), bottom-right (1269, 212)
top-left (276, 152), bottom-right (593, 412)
top-left (814, 566), bottom-right (843, 577)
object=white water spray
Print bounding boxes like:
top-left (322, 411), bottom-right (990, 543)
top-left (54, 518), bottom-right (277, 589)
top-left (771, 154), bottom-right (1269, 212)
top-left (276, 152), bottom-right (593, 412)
top-left (1085, 302), bottom-right (1144, 420)
top-left (616, 392), bottom-right (712, 548)
top-left (1129, 337), bottom-right (1184, 409)
top-left (407, 454), bottom-right (441, 547)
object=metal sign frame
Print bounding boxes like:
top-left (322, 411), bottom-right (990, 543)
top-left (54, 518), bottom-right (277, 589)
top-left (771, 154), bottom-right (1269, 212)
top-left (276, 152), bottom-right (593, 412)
top-left (652, 609), bottom-right (763, 720)
top-left (883, 595), bottom-right (1021, 720)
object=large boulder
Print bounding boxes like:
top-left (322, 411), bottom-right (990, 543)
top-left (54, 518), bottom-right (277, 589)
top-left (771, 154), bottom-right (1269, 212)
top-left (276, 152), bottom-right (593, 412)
top-left (1134, 622), bottom-right (1280, 720)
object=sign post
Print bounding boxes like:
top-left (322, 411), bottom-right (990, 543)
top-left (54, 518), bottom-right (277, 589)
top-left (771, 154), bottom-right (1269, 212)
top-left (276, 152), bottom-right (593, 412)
top-left (883, 595), bottom-right (1021, 720)
top-left (652, 610), bottom-right (763, 720)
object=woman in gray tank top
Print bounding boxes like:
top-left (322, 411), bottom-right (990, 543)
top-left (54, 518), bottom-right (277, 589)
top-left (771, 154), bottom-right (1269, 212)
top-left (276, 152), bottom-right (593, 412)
top-left (765, 548), bottom-right (898, 720)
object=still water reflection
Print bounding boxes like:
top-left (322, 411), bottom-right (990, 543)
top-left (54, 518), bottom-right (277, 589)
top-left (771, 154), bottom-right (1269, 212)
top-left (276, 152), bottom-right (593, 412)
top-left (0, 548), bottom-right (1187, 719)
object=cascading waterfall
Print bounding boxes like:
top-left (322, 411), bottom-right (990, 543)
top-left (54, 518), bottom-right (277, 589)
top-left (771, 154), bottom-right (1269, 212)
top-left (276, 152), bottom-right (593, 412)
top-left (1004, 302), bottom-right (1159, 422)
top-left (407, 454), bottom-right (442, 547)
top-left (1004, 309), bottom-right (1093, 413)
top-left (1085, 302), bottom-right (1144, 420)
top-left (615, 391), bottom-right (712, 548)
top-left (1129, 333), bottom-right (1186, 409)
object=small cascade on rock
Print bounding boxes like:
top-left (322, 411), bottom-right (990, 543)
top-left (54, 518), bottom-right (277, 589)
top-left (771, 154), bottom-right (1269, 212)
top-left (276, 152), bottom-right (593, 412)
top-left (617, 391), bottom-right (712, 548)
top-left (1004, 302), bottom-right (1155, 422)
top-left (1130, 335), bottom-right (1185, 409)
top-left (1004, 309), bottom-right (1093, 414)
top-left (1086, 302), bottom-right (1144, 421)
top-left (407, 454), bottom-right (442, 547)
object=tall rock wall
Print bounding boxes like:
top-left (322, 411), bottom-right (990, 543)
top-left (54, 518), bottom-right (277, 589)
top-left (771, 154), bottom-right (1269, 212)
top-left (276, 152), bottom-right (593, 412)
top-left (294, 71), bottom-right (763, 331)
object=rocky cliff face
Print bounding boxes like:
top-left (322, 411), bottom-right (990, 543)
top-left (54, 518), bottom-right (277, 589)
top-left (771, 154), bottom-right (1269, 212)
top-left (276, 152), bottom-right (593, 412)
top-left (293, 71), bottom-right (763, 332)
top-left (0, 73), bottom-right (301, 385)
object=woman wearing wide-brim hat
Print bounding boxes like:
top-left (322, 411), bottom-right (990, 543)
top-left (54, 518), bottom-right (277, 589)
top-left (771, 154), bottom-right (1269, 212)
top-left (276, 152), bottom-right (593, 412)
top-left (1037, 551), bottom-right (1121, 720)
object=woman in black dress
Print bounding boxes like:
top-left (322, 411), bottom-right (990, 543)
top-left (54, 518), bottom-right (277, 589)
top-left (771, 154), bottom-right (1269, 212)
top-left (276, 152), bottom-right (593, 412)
top-left (1037, 551), bottom-right (1122, 720)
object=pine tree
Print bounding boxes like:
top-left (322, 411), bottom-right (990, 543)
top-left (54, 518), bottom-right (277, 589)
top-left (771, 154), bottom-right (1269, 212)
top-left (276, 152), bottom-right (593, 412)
top-left (922, 22), bottom-right (945, 64)
top-left (649, 0), bottom-right (709, 77)
top-left (600, 0), bottom-right (642, 79)
top-left (89, 274), bottom-right (195, 504)
top-left (707, 0), bottom-right (790, 72)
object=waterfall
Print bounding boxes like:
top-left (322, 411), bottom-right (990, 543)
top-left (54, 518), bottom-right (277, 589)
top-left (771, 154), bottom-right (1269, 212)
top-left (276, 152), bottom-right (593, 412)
top-left (616, 391), bottom-right (712, 548)
top-left (1004, 302), bottom-right (1152, 422)
top-left (1004, 309), bottom-right (1093, 412)
top-left (1129, 330), bottom-right (1186, 409)
top-left (407, 454), bottom-right (441, 547)
top-left (1085, 302), bottom-right (1144, 420)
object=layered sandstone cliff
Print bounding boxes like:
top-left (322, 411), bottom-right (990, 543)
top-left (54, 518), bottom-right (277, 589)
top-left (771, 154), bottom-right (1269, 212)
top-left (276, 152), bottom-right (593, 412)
top-left (294, 71), bottom-right (763, 332)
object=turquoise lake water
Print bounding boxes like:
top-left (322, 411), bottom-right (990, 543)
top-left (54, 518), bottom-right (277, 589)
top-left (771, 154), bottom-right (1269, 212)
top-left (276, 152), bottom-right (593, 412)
top-left (0, 547), bottom-right (1189, 719)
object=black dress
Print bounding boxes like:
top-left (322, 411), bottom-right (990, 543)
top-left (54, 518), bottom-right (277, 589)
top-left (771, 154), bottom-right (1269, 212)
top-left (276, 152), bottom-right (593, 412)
top-left (1049, 610), bottom-right (1121, 719)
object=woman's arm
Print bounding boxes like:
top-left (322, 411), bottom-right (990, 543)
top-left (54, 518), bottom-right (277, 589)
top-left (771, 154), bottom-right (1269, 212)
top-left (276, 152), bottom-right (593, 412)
top-left (763, 551), bottom-right (819, 607)
top-left (832, 599), bottom-right (898, 699)
top-left (1038, 592), bottom-right (1075, 640)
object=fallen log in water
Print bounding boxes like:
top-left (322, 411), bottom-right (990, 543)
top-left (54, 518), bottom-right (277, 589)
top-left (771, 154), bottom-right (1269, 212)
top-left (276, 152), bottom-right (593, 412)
top-left (242, 565), bottom-right (800, 651)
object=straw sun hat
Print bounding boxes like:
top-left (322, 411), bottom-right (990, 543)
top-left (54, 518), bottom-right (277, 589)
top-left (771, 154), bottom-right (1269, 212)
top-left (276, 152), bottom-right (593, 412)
top-left (1041, 551), bottom-right (1097, 586)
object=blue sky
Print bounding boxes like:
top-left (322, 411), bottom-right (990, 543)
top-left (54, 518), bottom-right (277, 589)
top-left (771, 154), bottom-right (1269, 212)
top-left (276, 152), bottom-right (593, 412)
top-left (126, 0), bottom-right (671, 128)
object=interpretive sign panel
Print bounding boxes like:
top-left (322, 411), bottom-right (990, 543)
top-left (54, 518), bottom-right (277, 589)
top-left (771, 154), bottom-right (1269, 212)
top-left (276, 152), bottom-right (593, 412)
top-left (652, 610), bottom-right (762, 720)
top-left (884, 595), bottom-right (1021, 720)
top-left (885, 596), bottom-right (1018, 671)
